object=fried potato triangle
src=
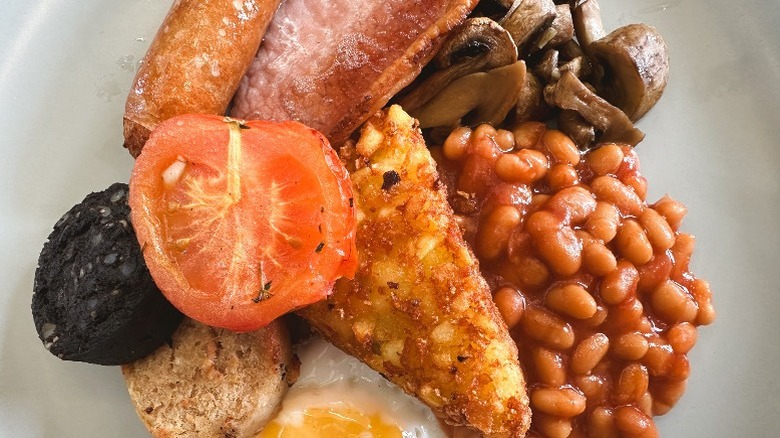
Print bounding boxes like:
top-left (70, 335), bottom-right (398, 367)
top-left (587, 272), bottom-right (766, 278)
top-left (298, 106), bottom-right (531, 437)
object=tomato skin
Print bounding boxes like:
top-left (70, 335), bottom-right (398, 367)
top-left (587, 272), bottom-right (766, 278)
top-left (130, 114), bottom-right (357, 331)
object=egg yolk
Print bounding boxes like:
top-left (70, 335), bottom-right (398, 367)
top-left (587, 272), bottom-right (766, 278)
top-left (258, 404), bottom-right (404, 438)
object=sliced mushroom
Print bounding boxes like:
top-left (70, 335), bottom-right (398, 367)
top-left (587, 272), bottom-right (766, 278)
top-left (572, 0), bottom-right (670, 122)
top-left (493, 0), bottom-right (516, 9)
top-left (532, 4), bottom-right (574, 50)
top-left (532, 49), bottom-right (560, 82)
top-left (590, 23), bottom-right (669, 121)
top-left (500, 0), bottom-right (556, 54)
top-left (558, 39), bottom-right (587, 61)
top-left (572, 0), bottom-right (606, 51)
top-left (545, 70), bottom-right (644, 146)
top-left (397, 17), bottom-right (517, 111)
top-left (515, 70), bottom-right (549, 122)
top-left (410, 61), bottom-right (526, 129)
top-left (558, 109), bottom-right (595, 149)
top-left (559, 55), bottom-right (591, 79)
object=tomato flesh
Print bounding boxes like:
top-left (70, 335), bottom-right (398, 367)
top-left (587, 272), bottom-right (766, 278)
top-left (130, 114), bottom-right (357, 331)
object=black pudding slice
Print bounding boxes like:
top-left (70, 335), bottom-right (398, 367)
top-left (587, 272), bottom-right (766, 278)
top-left (32, 183), bottom-right (183, 365)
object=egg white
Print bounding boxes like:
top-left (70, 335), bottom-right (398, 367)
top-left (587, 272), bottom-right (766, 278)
top-left (271, 336), bottom-right (447, 437)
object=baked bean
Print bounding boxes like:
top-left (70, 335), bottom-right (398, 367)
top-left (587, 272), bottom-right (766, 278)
top-left (542, 129), bottom-right (581, 165)
top-left (493, 286), bottom-right (525, 330)
top-left (516, 256), bottom-right (552, 289)
top-left (531, 193), bottom-right (551, 209)
top-left (666, 353), bottom-right (691, 381)
top-left (494, 149), bottom-right (549, 183)
top-left (652, 380), bottom-right (687, 415)
top-left (591, 175), bottom-right (644, 217)
top-left (638, 392), bottom-right (653, 416)
top-left (636, 316), bottom-right (654, 334)
top-left (599, 260), bottom-right (639, 305)
top-left (585, 202), bottom-right (621, 243)
top-left (531, 386), bottom-right (587, 417)
top-left (586, 143), bottom-right (624, 176)
top-left (526, 210), bottom-right (583, 276)
top-left (615, 406), bottom-right (658, 438)
top-left (651, 280), bottom-right (698, 323)
top-left (532, 347), bottom-right (566, 386)
top-left (570, 333), bottom-right (610, 374)
top-left (471, 123), bottom-right (499, 158)
top-left (433, 123), bottom-right (712, 436)
top-left (637, 253), bottom-right (673, 293)
top-left (583, 241), bottom-right (618, 276)
top-left (690, 277), bottom-right (713, 302)
top-left (615, 219), bottom-right (654, 266)
top-left (696, 301), bottom-right (717, 326)
top-left (609, 298), bottom-right (645, 331)
top-left (622, 173), bottom-right (648, 201)
top-left (582, 305), bottom-right (608, 328)
top-left (442, 126), bottom-right (472, 161)
top-left (643, 341), bottom-right (673, 376)
top-left (475, 206), bottom-right (521, 260)
top-left (456, 155), bottom-right (494, 196)
top-left (506, 230), bottom-right (532, 263)
top-left (535, 415), bottom-right (573, 438)
top-left (547, 163), bottom-right (580, 191)
top-left (616, 363), bottom-right (649, 404)
top-left (639, 208), bottom-right (675, 251)
top-left (493, 154), bottom-right (523, 183)
top-left (668, 322), bottom-right (698, 354)
top-left (522, 306), bottom-right (576, 350)
top-left (500, 255), bottom-right (551, 290)
top-left (612, 332), bottom-right (649, 361)
top-left (512, 121), bottom-right (546, 149)
top-left (546, 283), bottom-right (598, 320)
top-left (575, 229), bottom-right (597, 245)
top-left (652, 195), bottom-right (687, 231)
top-left (691, 278), bottom-right (716, 325)
top-left (574, 373), bottom-right (606, 401)
top-left (495, 129), bottom-right (516, 152)
top-left (546, 186), bottom-right (597, 224)
top-left (588, 407), bottom-right (619, 438)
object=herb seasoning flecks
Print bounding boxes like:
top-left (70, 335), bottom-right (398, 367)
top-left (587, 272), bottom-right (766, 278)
top-left (253, 281), bottom-right (273, 303)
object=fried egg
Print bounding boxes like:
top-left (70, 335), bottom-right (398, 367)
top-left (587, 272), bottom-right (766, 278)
top-left (258, 337), bottom-right (447, 438)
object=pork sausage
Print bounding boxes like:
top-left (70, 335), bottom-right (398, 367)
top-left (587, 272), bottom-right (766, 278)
top-left (230, 0), bottom-right (478, 146)
top-left (123, 0), bottom-right (281, 157)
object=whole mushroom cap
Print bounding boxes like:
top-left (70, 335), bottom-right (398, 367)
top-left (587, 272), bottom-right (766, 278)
top-left (590, 23), bottom-right (670, 122)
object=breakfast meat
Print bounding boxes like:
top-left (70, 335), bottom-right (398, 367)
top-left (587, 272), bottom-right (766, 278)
top-left (230, 0), bottom-right (478, 146)
top-left (32, 183), bottom-right (183, 365)
top-left (298, 106), bottom-right (531, 437)
top-left (122, 318), bottom-right (296, 438)
top-left (123, 0), bottom-right (282, 157)
top-left (433, 122), bottom-right (716, 437)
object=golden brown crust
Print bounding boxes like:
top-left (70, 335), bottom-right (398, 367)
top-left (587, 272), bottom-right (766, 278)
top-left (298, 106), bottom-right (531, 437)
top-left (123, 0), bottom-right (281, 157)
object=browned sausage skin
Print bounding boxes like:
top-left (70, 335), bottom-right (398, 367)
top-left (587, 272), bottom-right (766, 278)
top-left (123, 0), bottom-right (281, 157)
top-left (230, 0), bottom-right (478, 146)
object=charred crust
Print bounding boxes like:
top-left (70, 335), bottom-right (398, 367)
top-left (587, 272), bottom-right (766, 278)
top-left (381, 170), bottom-right (401, 190)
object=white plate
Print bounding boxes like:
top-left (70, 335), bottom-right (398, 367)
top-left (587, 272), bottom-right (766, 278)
top-left (1, 0), bottom-right (778, 436)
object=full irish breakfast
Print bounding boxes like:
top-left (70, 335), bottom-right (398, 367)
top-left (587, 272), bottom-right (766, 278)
top-left (31, 0), bottom-right (715, 436)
